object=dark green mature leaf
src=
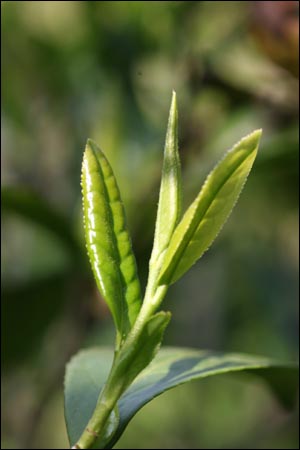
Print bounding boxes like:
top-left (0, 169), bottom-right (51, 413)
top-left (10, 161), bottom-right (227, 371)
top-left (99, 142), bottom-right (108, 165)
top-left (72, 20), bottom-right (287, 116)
top-left (65, 349), bottom-right (113, 447)
top-left (82, 140), bottom-right (142, 341)
top-left (159, 130), bottom-right (262, 285)
top-left (65, 347), bottom-right (298, 448)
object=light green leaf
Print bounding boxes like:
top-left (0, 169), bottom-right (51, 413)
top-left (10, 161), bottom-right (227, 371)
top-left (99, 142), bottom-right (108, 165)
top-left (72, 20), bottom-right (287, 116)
top-left (111, 311), bottom-right (171, 394)
top-left (82, 140), bottom-right (142, 341)
top-left (150, 91), bottom-right (181, 267)
top-left (65, 346), bottom-right (298, 448)
top-left (159, 130), bottom-right (262, 285)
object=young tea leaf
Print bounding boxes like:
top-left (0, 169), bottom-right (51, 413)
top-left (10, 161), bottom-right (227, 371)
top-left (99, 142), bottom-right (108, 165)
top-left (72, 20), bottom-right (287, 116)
top-left (82, 140), bottom-right (142, 341)
top-left (112, 311), bottom-right (171, 393)
top-left (159, 130), bottom-right (262, 285)
top-left (150, 91), bottom-right (181, 266)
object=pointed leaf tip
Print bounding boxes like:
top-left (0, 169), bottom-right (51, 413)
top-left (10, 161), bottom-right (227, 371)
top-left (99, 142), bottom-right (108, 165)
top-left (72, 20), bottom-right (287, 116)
top-left (238, 128), bottom-right (262, 150)
top-left (85, 138), bottom-right (101, 155)
top-left (159, 129), bottom-right (262, 285)
top-left (148, 89), bottom-right (181, 277)
top-left (166, 91), bottom-right (177, 125)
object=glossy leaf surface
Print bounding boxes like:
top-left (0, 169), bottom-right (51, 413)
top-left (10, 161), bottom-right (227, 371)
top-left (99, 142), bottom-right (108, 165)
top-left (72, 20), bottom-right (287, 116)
top-left (65, 346), bottom-right (298, 448)
top-left (159, 130), bottom-right (262, 285)
top-left (82, 140), bottom-right (142, 339)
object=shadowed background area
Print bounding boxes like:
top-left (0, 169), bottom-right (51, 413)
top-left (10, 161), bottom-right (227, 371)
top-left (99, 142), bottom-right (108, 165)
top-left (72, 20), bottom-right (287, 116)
top-left (1, 1), bottom-right (299, 449)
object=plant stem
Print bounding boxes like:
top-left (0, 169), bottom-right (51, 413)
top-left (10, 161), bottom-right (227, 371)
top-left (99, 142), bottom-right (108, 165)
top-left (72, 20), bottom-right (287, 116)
top-left (73, 261), bottom-right (169, 449)
top-left (72, 316), bottom-right (148, 448)
top-left (74, 352), bottom-right (124, 449)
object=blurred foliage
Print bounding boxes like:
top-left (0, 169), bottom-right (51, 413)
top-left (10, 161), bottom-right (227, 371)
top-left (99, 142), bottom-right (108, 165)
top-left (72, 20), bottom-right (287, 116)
top-left (1, 1), bottom-right (299, 449)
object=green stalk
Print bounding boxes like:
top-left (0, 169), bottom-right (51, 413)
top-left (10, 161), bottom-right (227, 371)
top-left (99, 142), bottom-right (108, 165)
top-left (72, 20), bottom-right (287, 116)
top-left (72, 293), bottom-right (168, 449)
top-left (73, 361), bottom-right (123, 449)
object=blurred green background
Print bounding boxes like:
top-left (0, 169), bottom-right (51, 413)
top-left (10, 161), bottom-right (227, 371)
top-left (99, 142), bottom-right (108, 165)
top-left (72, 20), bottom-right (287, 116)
top-left (1, 1), bottom-right (299, 448)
